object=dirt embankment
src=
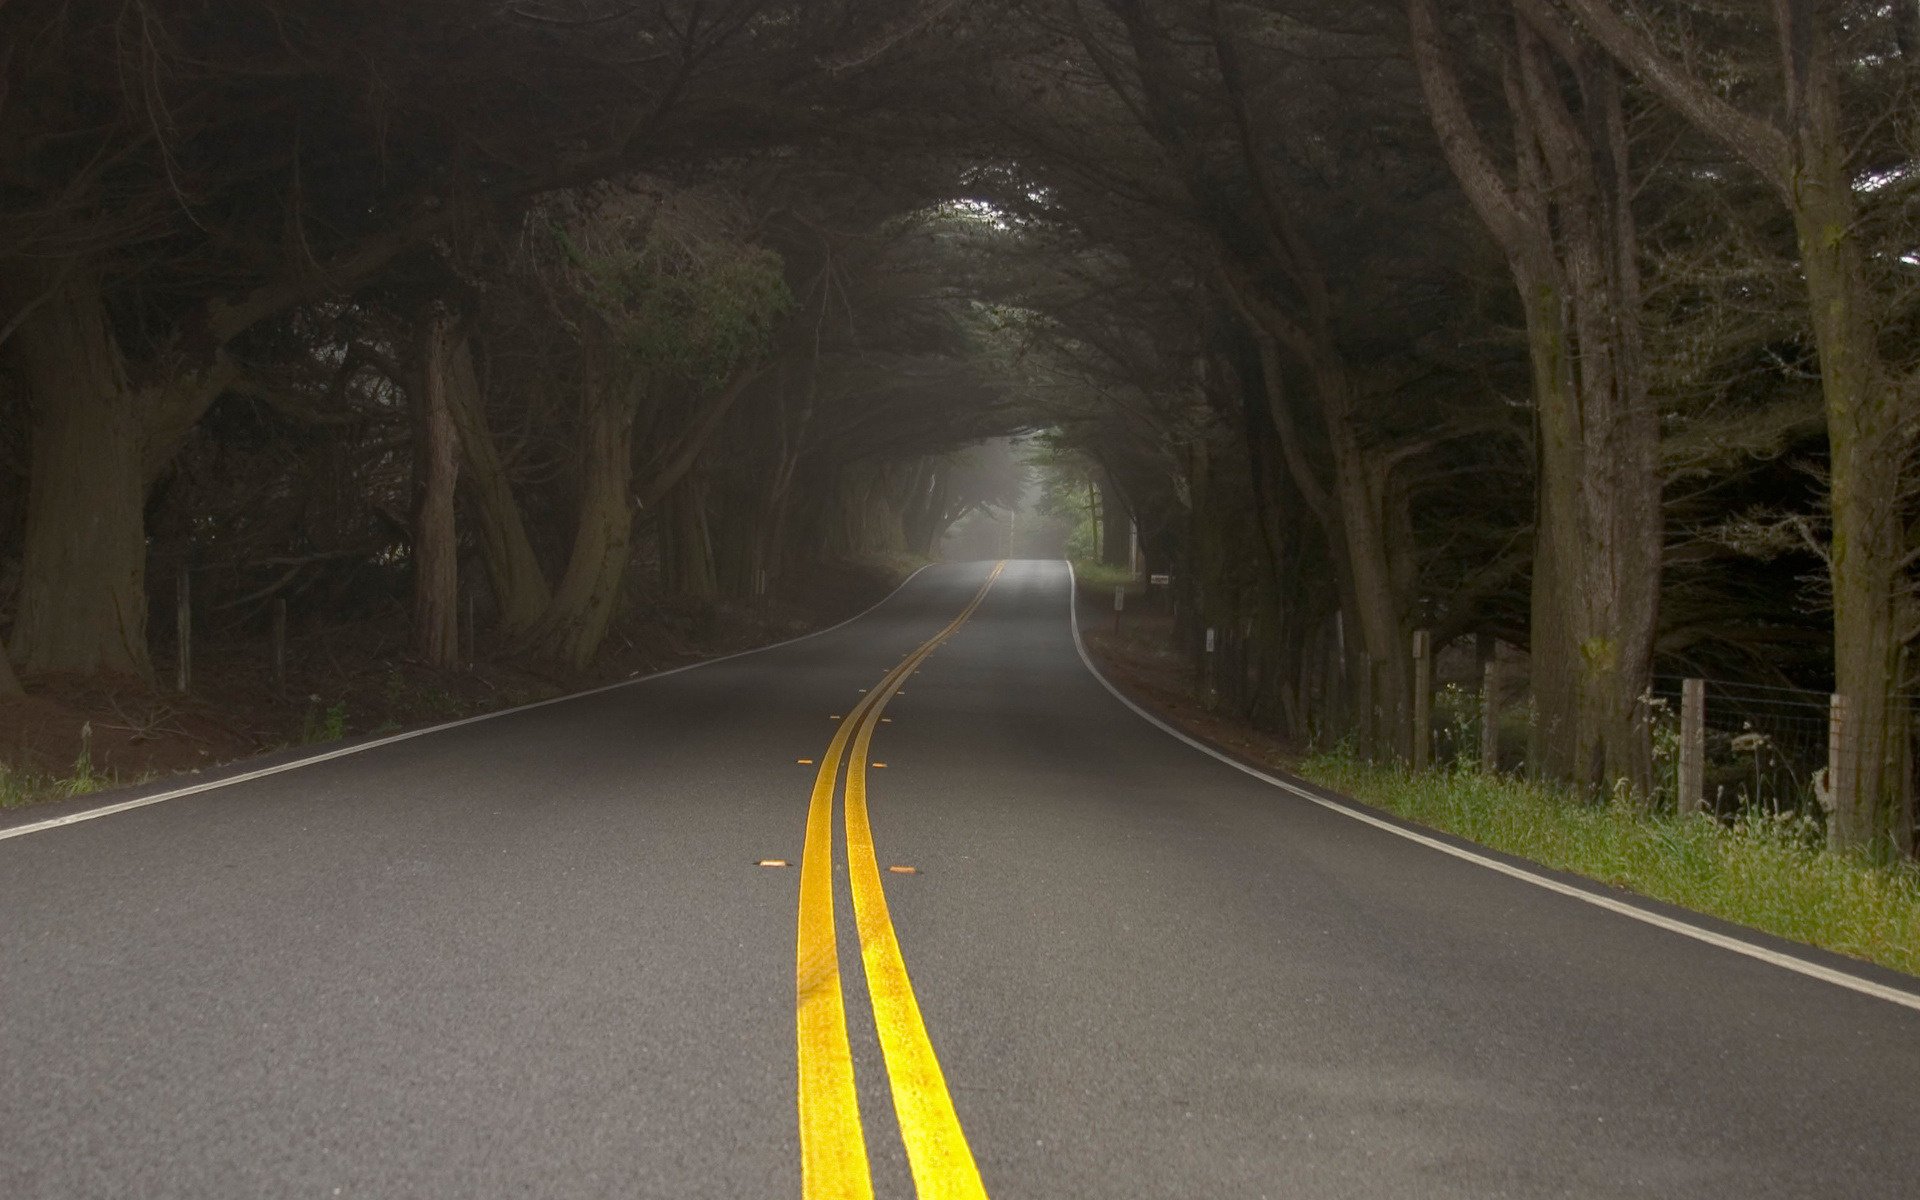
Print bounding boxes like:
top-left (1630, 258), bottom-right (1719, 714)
top-left (0, 559), bottom-right (908, 808)
top-left (1076, 595), bottom-right (1303, 777)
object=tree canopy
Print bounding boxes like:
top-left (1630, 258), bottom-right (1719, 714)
top-left (0, 0), bottom-right (1914, 851)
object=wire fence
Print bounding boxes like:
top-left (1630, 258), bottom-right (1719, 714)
top-left (1422, 655), bottom-right (1917, 828)
top-left (1648, 675), bottom-right (1843, 818)
top-left (1157, 604), bottom-right (1916, 840)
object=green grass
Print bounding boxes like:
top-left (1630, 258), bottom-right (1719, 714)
top-left (1071, 559), bottom-right (1139, 591)
top-left (0, 723), bottom-right (125, 809)
top-left (300, 697), bottom-right (350, 743)
top-left (1298, 749), bottom-right (1920, 977)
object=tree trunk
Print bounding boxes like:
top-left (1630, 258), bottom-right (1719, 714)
top-left (1549, 0), bottom-right (1916, 848)
top-left (0, 643), bottom-right (21, 697)
top-left (898, 459), bottom-right (954, 558)
top-left (411, 316), bottom-right (461, 669)
top-left (1314, 355), bottom-right (1414, 757)
top-left (4, 261), bottom-right (151, 678)
top-left (1410, 0), bottom-right (1659, 794)
top-left (1219, 282), bottom-right (1409, 754)
top-left (756, 449), bottom-right (801, 586)
top-left (659, 478), bottom-right (719, 599)
top-left (1526, 36), bottom-right (1659, 796)
top-left (1793, 124), bottom-right (1914, 858)
top-left (518, 384), bottom-right (636, 669)
top-left (442, 332), bottom-right (552, 636)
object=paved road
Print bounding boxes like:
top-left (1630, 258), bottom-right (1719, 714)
top-left (5, 560), bottom-right (1919, 1198)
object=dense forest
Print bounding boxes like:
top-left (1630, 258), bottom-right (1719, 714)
top-left (0, 1), bottom-right (1914, 854)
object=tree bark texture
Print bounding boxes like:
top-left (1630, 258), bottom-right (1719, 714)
top-left (442, 333), bottom-right (553, 636)
top-left (1410, 0), bottom-right (1660, 793)
top-left (1544, 0), bottom-right (1914, 849)
top-left (1225, 282), bottom-right (1415, 756)
top-left (411, 315), bottom-right (462, 669)
top-left (1789, 77), bottom-right (1915, 855)
top-left (3, 260), bottom-right (152, 678)
top-left (659, 478), bottom-right (719, 599)
top-left (518, 375), bottom-right (637, 669)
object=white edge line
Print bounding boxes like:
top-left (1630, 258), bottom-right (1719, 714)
top-left (0, 565), bottom-right (935, 843)
top-left (1063, 562), bottom-right (1920, 1014)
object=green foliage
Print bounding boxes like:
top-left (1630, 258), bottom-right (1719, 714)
top-left (1431, 682), bottom-right (1482, 767)
top-left (575, 224), bottom-right (792, 390)
top-left (0, 722), bottom-right (123, 809)
top-left (1299, 751), bottom-right (1920, 977)
top-left (302, 697), bottom-right (350, 744)
top-left (1073, 560), bottom-right (1137, 591)
top-left (1026, 442), bottom-right (1106, 562)
top-left (69, 722), bottom-right (105, 794)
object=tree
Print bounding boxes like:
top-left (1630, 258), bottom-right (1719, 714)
top-left (1409, 0), bottom-right (1662, 793)
top-left (1536, 0), bottom-right (1917, 853)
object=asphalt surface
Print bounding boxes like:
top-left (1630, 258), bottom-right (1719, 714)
top-left (4, 559), bottom-right (1919, 1198)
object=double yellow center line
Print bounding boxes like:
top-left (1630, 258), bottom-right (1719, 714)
top-left (796, 562), bottom-right (1004, 1200)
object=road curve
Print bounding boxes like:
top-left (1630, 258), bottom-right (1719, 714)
top-left (4, 559), bottom-right (1918, 1198)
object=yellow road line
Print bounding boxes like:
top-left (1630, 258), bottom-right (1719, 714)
top-left (796, 562), bottom-right (1002, 1200)
top-left (797, 675), bottom-right (891, 1200)
top-left (843, 563), bottom-right (1002, 1200)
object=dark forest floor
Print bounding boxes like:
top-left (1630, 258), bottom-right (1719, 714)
top-left (0, 558), bottom-right (910, 809)
top-left (1078, 606), bottom-right (1303, 775)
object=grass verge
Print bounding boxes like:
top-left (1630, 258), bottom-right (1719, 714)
top-left (1071, 559), bottom-right (1139, 592)
top-left (0, 729), bottom-right (129, 809)
top-left (1299, 749), bottom-right (1920, 978)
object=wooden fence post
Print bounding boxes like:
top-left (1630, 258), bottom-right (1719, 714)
top-left (1480, 658), bottom-right (1499, 772)
top-left (1678, 677), bottom-right (1705, 814)
top-left (175, 566), bottom-right (191, 694)
top-left (1411, 629), bottom-right (1432, 771)
top-left (1357, 655), bottom-right (1377, 759)
top-left (271, 599), bottom-right (287, 690)
top-left (1202, 626), bottom-right (1217, 707)
top-left (1828, 692), bottom-right (1852, 824)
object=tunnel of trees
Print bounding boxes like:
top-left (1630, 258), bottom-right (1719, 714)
top-left (0, 0), bottom-right (1915, 855)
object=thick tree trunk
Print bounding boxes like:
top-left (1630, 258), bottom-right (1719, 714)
top-left (1411, 1), bottom-right (1659, 794)
top-left (1521, 282), bottom-right (1583, 780)
top-left (1527, 39), bottom-right (1660, 796)
top-left (1314, 356), bottom-right (1414, 757)
top-left (4, 262), bottom-right (151, 678)
top-left (898, 459), bottom-right (955, 558)
top-left (411, 316), bottom-right (461, 669)
top-left (1548, 0), bottom-right (1915, 847)
top-left (441, 333), bottom-right (552, 635)
top-left (756, 443), bottom-right (804, 583)
top-left (1794, 143), bottom-right (1915, 857)
top-left (1221, 285), bottom-right (1409, 754)
top-left (518, 386), bottom-right (636, 669)
top-left (826, 467), bottom-right (906, 559)
top-left (659, 479), bottom-right (718, 599)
